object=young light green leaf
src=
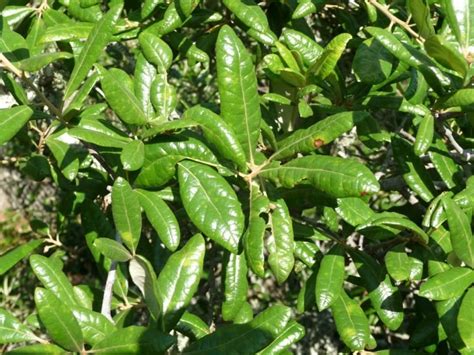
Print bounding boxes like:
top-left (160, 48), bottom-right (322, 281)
top-left (0, 106), bottom-right (33, 145)
top-left (29, 254), bottom-right (77, 306)
top-left (0, 240), bottom-right (43, 276)
top-left (135, 189), bottom-right (180, 251)
top-left (34, 288), bottom-right (84, 352)
top-left (0, 308), bottom-right (37, 344)
top-left (281, 29), bottom-right (323, 67)
top-left (436, 88), bottom-right (474, 111)
top-left (261, 155), bottom-right (380, 198)
top-left (183, 106), bottom-right (247, 171)
top-left (155, 234), bottom-right (205, 331)
top-left (178, 161), bottom-right (245, 253)
top-left (308, 33), bottom-right (351, 79)
top-left (273, 111), bottom-right (370, 160)
top-left (223, 252), bottom-right (248, 321)
top-left (91, 326), bottom-right (175, 353)
top-left (419, 267), bottom-right (474, 300)
top-left (64, 4), bottom-right (122, 98)
top-left (142, 0), bottom-right (163, 18)
top-left (120, 140), bottom-right (145, 171)
top-left (441, 197), bottom-right (474, 268)
top-left (458, 288), bottom-right (474, 349)
top-left (414, 113), bottom-right (434, 156)
top-left (101, 68), bottom-right (148, 125)
top-left (112, 177), bottom-right (142, 254)
top-left (93, 238), bottom-right (132, 262)
top-left (330, 290), bottom-right (370, 351)
top-left (7, 344), bottom-right (66, 354)
top-left (268, 199), bottom-right (295, 284)
top-left (139, 32), bottom-right (173, 74)
top-left (316, 244), bottom-right (345, 311)
top-left (217, 25), bottom-right (261, 163)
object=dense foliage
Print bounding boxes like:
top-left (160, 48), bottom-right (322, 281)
top-left (1, 0), bottom-right (474, 353)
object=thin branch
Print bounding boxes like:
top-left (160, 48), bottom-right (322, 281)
top-left (440, 125), bottom-right (474, 161)
top-left (367, 0), bottom-right (423, 42)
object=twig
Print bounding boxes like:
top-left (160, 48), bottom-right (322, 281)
top-left (101, 232), bottom-right (122, 322)
top-left (440, 125), bottom-right (474, 161)
top-left (367, 0), bottom-right (423, 42)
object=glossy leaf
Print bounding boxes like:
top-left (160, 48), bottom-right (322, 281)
top-left (407, 0), bottom-right (435, 38)
top-left (281, 29), bottom-right (323, 67)
top-left (429, 137), bottom-right (462, 189)
top-left (442, 197), bottom-right (474, 268)
top-left (155, 234), bottom-right (205, 331)
top-left (34, 288), bottom-right (84, 352)
top-left (64, 4), bottom-right (122, 98)
top-left (7, 344), bottom-right (66, 354)
top-left (414, 113), bottom-right (434, 156)
top-left (458, 288), bottom-right (474, 349)
top-left (40, 22), bottom-right (93, 43)
top-left (0, 106), bottom-right (33, 145)
top-left (336, 197), bottom-right (374, 226)
top-left (183, 106), bottom-right (247, 171)
top-left (257, 321), bottom-right (305, 355)
top-left (178, 161), bottom-right (244, 253)
top-left (268, 199), bottom-right (295, 284)
top-left (93, 238), bottom-right (132, 262)
top-left (150, 74), bottom-right (177, 121)
top-left (29, 254), bottom-right (77, 306)
top-left (222, 252), bottom-right (248, 321)
top-left (273, 111), bottom-right (369, 160)
top-left (0, 240), bottom-right (43, 276)
top-left (68, 116), bottom-right (131, 148)
top-left (101, 68), bottom-right (148, 125)
top-left (217, 25), bottom-right (261, 162)
top-left (0, 308), bottom-right (37, 344)
top-left (424, 35), bottom-right (468, 77)
top-left (120, 140), bottom-right (145, 171)
top-left (436, 88), bottom-right (474, 111)
top-left (330, 290), bottom-right (370, 351)
top-left (441, 0), bottom-right (474, 50)
top-left (139, 32), bottom-right (173, 74)
top-left (316, 244), bottom-right (345, 311)
top-left (112, 177), bottom-right (142, 254)
top-left (309, 33), bottom-right (351, 79)
top-left (419, 267), bottom-right (474, 300)
top-left (353, 37), bottom-right (393, 84)
top-left (385, 246), bottom-right (423, 281)
top-left (357, 214), bottom-right (428, 243)
top-left (70, 306), bottom-right (116, 346)
top-left (176, 312), bottom-right (210, 340)
top-left (17, 52), bottom-right (72, 72)
top-left (261, 155), bottom-right (380, 198)
top-left (135, 189), bottom-right (180, 251)
top-left (134, 53), bottom-right (156, 119)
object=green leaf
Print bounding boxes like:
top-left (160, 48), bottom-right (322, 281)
top-left (0, 240), bottom-right (43, 276)
top-left (385, 245), bottom-right (423, 281)
top-left (273, 111), bottom-right (369, 160)
top-left (0, 106), bottom-right (33, 145)
top-left (40, 22), bottom-right (93, 43)
top-left (1, 72), bottom-right (29, 105)
top-left (308, 33), bottom-right (352, 79)
top-left (150, 74), bottom-right (177, 121)
top-left (353, 38), bottom-right (393, 84)
top-left (178, 161), bottom-right (244, 253)
top-left (292, 0), bottom-right (316, 19)
top-left (256, 321), bottom-right (305, 355)
top-left (64, 4), bottom-right (122, 98)
top-left (244, 216), bottom-right (267, 278)
top-left (442, 197), bottom-right (474, 268)
top-left (429, 137), bottom-right (462, 189)
top-left (217, 25), bottom-right (262, 162)
top-left (142, 0), bottom-right (163, 18)
top-left (7, 344), bottom-right (66, 354)
top-left (29, 254), bottom-right (77, 306)
top-left (223, 252), bottom-right (248, 321)
top-left (436, 88), bottom-right (474, 111)
top-left (0, 308), bottom-right (37, 344)
top-left (268, 199), bottom-right (295, 284)
top-left (315, 244), bottom-right (345, 311)
top-left (142, 120), bottom-right (199, 139)
top-left (155, 234), bottom-right (205, 331)
top-left (414, 113), bottom-right (434, 156)
top-left (135, 189), bottom-right (180, 251)
top-left (101, 68), bottom-right (148, 125)
top-left (134, 53), bottom-right (156, 119)
top-left (17, 52), bottom-right (73, 72)
top-left (70, 305), bottom-right (116, 346)
top-left (139, 32), bottom-right (173, 74)
top-left (120, 140), bottom-right (145, 171)
top-left (330, 289), bottom-right (370, 351)
top-left (424, 35), bottom-right (468, 77)
top-left (458, 288), bottom-right (474, 349)
top-left (336, 197), bottom-right (375, 227)
top-left (351, 250), bottom-right (404, 330)
top-left (34, 288), bottom-right (84, 352)
top-left (183, 106), bottom-right (247, 171)
top-left (419, 267), bottom-right (474, 300)
top-left (407, 0), bottom-right (435, 38)
top-left (93, 238), bottom-right (132, 262)
top-left (91, 326), bottom-right (175, 354)
top-left (129, 256), bottom-right (160, 319)
top-left (112, 177), bottom-right (142, 254)
top-left (222, 0), bottom-right (272, 35)
top-left (281, 29), bottom-right (323, 67)
top-left (176, 312), bottom-right (210, 340)
top-left (184, 305), bottom-right (291, 354)
top-left (441, 0), bottom-right (474, 50)
top-left (261, 155), bottom-right (380, 198)
top-left (68, 116), bottom-right (131, 148)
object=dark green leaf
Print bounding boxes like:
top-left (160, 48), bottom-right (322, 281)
top-left (0, 106), bottom-right (33, 145)
top-left (0, 240), bottom-right (43, 276)
top-left (121, 140), bottom-right (145, 171)
top-left (458, 287), bottom-right (474, 349)
top-left (316, 244), bottom-right (345, 311)
top-left (223, 252), bottom-right (248, 321)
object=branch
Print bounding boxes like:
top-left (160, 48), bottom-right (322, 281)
top-left (367, 0), bottom-right (423, 42)
top-left (440, 125), bottom-right (474, 161)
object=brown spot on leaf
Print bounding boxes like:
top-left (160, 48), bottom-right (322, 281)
top-left (314, 139), bottom-right (325, 148)
top-left (360, 191), bottom-right (368, 197)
